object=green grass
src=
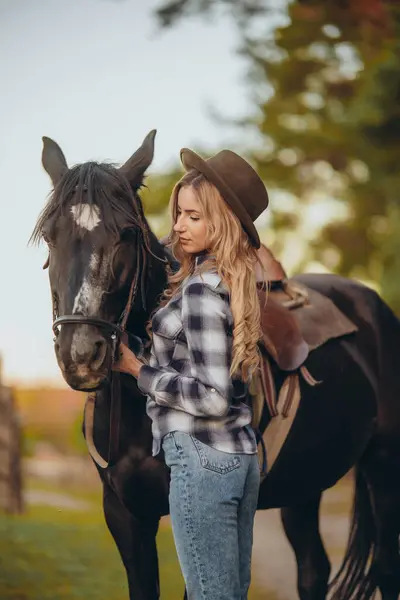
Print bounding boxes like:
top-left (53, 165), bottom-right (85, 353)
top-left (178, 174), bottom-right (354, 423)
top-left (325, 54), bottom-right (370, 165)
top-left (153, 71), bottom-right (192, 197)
top-left (0, 481), bottom-right (271, 599)
top-left (0, 504), bottom-right (134, 600)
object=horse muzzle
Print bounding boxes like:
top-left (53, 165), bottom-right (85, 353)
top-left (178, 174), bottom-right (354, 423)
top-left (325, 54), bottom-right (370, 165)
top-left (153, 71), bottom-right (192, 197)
top-left (53, 315), bottom-right (120, 391)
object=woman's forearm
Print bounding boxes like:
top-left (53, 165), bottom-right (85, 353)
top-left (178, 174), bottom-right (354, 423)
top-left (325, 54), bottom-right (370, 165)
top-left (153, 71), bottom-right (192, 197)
top-left (126, 357), bottom-right (144, 378)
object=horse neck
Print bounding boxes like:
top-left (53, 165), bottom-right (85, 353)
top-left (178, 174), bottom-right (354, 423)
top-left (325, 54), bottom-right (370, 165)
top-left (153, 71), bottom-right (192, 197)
top-left (125, 233), bottom-right (168, 341)
top-left (119, 236), bottom-right (168, 429)
top-left (103, 236), bottom-right (168, 439)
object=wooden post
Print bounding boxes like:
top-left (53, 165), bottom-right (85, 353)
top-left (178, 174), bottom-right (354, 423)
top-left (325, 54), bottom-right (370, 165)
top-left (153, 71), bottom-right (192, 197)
top-left (0, 353), bottom-right (24, 514)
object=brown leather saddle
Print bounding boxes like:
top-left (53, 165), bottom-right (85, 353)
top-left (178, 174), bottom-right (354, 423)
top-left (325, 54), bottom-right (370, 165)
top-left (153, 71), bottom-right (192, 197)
top-left (253, 244), bottom-right (359, 475)
top-left (256, 244), bottom-right (308, 371)
top-left (256, 244), bottom-right (357, 371)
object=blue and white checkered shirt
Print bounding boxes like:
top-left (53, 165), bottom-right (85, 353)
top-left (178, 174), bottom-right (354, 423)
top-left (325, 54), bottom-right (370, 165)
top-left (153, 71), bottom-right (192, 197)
top-left (137, 255), bottom-right (257, 457)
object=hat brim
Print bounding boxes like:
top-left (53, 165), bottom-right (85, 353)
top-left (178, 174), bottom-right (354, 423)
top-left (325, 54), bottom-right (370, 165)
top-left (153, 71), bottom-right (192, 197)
top-left (180, 148), bottom-right (261, 248)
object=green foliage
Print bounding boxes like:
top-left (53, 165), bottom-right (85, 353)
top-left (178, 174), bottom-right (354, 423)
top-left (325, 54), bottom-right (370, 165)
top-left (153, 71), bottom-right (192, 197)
top-left (15, 387), bottom-right (85, 457)
top-left (154, 0), bottom-right (271, 29)
top-left (139, 167), bottom-right (182, 239)
top-left (154, 0), bottom-right (400, 311)
top-left (142, 167), bottom-right (183, 215)
top-left (69, 413), bottom-right (87, 457)
top-left (21, 430), bottom-right (42, 458)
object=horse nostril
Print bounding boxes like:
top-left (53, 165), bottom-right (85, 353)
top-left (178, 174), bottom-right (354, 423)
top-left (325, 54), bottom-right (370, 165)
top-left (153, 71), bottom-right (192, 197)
top-left (93, 340), bottom-right (103, 362)
top-left (91, 339), bottom-right (107, 368)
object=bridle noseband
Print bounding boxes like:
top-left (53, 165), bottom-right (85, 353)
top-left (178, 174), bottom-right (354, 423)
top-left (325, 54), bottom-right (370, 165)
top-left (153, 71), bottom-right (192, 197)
top-left (53, 315), bottom-right (122, 351)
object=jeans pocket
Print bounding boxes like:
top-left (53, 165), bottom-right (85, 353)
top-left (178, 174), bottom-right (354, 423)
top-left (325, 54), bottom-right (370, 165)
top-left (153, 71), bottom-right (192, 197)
top-left (191, 436), bottom-right (241, 474)
top-left (162, 431), bottom-right (181, 454)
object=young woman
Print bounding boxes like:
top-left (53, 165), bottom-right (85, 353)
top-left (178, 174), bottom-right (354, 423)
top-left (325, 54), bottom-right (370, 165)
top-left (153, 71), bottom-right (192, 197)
top-left (114, 147), bottom-right (269, 600)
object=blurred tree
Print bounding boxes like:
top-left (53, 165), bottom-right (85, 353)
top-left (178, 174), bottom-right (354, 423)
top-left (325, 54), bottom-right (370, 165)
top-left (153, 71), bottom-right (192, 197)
top-left (141, 166), bottom-right (184, 238)
top-left (142, 167), bottom-right (183, 215)
top-left (69, 413), bottom-right (88, 456)
top-left (154, 0), bottom-right (400, 311)
top-left (15, 386), bottom-right (85, 455)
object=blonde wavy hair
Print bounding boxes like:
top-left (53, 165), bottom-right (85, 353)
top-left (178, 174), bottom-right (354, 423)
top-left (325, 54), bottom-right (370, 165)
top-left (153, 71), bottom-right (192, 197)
top-left (164, 170), bottom-right (262, 382)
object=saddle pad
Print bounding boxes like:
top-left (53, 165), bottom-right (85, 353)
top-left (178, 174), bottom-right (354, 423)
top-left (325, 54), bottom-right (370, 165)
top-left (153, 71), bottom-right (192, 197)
top-left (270, 283), bottom-right (358, 351)
top-left (249, 364), bottom-right (302, 478)
top-left (260, 373), bottom-right (301, 477)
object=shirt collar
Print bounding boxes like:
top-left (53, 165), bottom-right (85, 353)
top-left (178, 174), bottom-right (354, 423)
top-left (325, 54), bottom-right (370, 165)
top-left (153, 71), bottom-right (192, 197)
top-left (194, 252), bottom-right (214, 267)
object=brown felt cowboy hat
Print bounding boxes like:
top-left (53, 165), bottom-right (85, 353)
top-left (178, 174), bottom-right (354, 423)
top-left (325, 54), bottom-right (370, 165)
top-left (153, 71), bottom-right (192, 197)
top-left (180, 148), bottom-right (269, 249)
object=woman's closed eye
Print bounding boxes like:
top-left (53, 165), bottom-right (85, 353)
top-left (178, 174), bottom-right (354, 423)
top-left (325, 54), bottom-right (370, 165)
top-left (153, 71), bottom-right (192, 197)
top-left (176, 210), bottom-right (200, 222)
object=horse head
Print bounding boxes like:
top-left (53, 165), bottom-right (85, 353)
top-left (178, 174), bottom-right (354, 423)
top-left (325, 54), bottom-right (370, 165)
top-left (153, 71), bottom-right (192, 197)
top-left (32, 130), bottom-right (160, 392)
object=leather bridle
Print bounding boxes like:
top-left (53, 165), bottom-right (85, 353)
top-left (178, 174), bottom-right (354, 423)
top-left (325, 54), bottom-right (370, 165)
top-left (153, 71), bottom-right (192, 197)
top-left (52, 239), bottom-right (147, 470)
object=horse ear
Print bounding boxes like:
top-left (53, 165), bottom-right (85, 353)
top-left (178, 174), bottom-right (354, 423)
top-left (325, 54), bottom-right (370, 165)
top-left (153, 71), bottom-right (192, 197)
top-left (119, 129), bottom-right (156, 188)
top-left (42, 137), bottom-right (69, 187)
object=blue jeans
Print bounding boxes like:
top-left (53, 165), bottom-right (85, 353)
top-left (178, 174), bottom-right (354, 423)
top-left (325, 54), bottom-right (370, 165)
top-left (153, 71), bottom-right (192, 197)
top-left (162, 431), bottom-right (260, 600)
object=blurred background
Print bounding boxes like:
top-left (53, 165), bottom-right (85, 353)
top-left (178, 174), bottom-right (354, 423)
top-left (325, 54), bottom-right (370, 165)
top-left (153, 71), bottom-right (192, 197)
top-left (0, 0), bottom-right (399, 598)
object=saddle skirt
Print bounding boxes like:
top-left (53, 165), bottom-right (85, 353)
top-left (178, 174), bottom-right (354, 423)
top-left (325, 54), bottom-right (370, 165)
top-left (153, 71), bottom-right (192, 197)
top-left (256, 245), bottom-right (358, 371)
top-left (254, 244), bottom-right (358, 477)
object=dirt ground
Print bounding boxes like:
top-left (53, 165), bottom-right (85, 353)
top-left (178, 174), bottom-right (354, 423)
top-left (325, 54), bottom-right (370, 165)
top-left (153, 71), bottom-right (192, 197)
top-left (251, 478), bottom-right (354, 599)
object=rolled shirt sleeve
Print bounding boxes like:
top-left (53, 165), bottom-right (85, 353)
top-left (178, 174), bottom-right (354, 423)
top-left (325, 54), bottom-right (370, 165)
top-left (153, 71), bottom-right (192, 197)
top-left (137, 281), bottom-right (233, 417)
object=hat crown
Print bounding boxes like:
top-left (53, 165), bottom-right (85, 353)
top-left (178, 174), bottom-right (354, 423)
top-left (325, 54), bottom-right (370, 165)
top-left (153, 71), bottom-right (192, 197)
top-left (207, 150), bottom-right (268, 222)
top-left (180, 147), bottom-right (269, 248)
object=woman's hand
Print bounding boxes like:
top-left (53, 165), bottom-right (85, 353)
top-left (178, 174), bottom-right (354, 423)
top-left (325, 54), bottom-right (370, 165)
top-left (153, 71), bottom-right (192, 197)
top-left (112, 342), bottom-right (143, 378)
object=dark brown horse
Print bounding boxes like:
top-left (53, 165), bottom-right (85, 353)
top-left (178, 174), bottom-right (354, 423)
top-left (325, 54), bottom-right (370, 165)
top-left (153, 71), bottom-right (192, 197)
top-left (32, 131), bottom-right (400, 600)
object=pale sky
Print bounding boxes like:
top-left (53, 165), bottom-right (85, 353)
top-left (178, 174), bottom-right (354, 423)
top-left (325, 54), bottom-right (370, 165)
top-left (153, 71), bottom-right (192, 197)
top-left (0, 0), bottom-right (256, 385)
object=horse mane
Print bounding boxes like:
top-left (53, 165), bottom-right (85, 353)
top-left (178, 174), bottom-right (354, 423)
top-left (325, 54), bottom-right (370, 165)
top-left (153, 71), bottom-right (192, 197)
top-left (31, 161), bottom-right (149, 244)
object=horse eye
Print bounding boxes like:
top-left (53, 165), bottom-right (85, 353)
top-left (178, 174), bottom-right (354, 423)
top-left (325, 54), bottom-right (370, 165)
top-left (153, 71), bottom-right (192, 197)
top-left (120, 228), bottom-right (134, 241)
top-left (42, 231), bottom-right (54, 246)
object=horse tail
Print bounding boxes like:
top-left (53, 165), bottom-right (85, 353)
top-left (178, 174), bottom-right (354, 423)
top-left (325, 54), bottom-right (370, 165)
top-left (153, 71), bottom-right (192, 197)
top-left (328, 465), bottom-right (377, 600)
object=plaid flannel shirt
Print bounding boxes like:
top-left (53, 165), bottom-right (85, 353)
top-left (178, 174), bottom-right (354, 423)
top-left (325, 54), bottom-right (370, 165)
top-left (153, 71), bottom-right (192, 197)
top-left (137, 255), bottom-right (257, 457)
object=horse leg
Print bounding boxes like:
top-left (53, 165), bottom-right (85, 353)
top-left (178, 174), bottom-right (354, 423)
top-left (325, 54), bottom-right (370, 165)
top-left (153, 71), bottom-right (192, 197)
top-left (281, 493), bottom-right (330, 600)
top-left (103, 481), bottom-right (160, 600)
top-left (364, 437), bottom-right (400, 600)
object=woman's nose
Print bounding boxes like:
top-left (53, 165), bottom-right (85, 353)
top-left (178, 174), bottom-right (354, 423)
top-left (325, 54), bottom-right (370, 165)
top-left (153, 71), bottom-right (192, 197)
top-left (173, 217), bottom-right (185, 232)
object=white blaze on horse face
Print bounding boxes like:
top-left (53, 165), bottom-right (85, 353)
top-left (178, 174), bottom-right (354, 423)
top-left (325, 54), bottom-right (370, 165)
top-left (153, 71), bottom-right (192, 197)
top-left (70, 251), bottom-right (108, 364)
top-left (72, 277), bottom-right (103, 315)
top-left (89, 252), bottom-right (99, 272)
top-left (71, 204), bottom-right (101, 231)
top-left (72, 252), bottom-right (103, 314)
